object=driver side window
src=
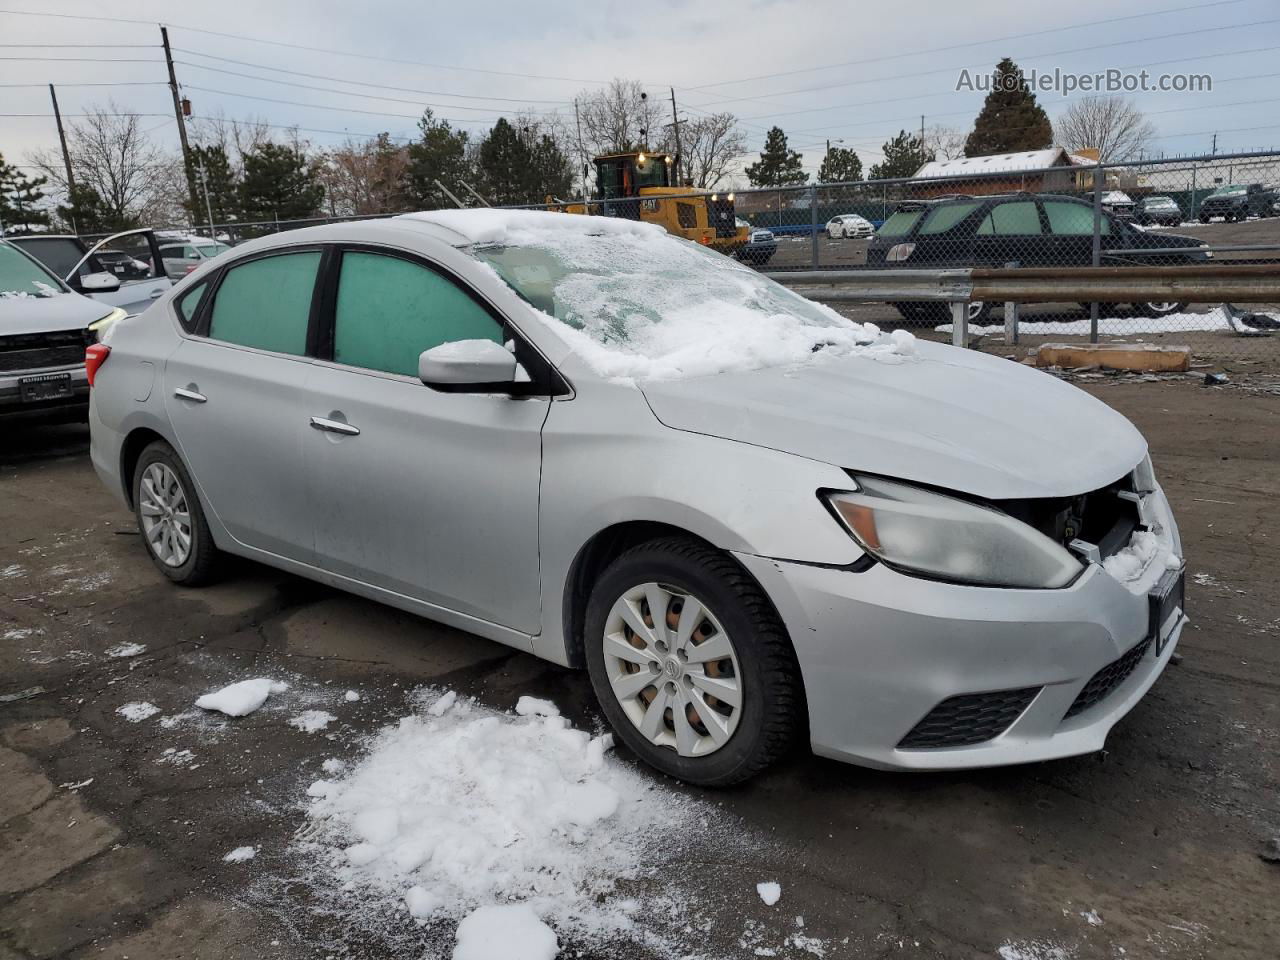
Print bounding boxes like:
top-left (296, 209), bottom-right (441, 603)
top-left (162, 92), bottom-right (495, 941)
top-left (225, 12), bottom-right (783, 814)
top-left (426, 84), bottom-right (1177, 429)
top-left (332, 252), bottom-right (504, 378)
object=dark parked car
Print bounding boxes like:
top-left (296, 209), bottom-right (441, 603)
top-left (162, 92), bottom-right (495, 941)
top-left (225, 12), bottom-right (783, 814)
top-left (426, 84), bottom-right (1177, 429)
top-left (1134, 196), bottom-right (1184, 226)
top-left (1197, 183), bottom-right (1277, 222)
top-left (866, 193), bottom-right (1210, 323)
top-left (734, 219), bottom-right (777, 266)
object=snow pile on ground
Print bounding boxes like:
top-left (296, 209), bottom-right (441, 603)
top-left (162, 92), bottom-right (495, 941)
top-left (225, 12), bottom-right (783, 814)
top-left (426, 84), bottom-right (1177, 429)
top-left (452, 903), bottom-right (558, 960)
top-left (455, 212), bottom-right (916, 381)
top-left (289, 710), bottom-right (336, 733)
top-left (938, 306), bottom-right (1237, 337)
top-left (757, 882), bottom-right (782, 906)
top-left (224, 845), bottom-right (257, 863)
top-left (196, 678), bottom-right (288, 717)
top-left (294, 688), bottom-right (711, 950)
top-left (117, 701), bottom-right (160, 722)
top-left (105, 642), bottom-right (147, 658)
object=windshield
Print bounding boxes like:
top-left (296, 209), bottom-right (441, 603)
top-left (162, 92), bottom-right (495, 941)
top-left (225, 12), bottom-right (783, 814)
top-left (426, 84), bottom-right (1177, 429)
top-left (878, 209), bottom-right (923, 237)
top-left (194, 242), bottom-right (230, 258)
top-left (1146, 197), bottom-right (1177, 207)
top-left (1211, 185), bottom-right (1246, 196)
top-left (0, 243), bottom-right (65, 298)
top-left (469, 226), bottom-right (912, 380)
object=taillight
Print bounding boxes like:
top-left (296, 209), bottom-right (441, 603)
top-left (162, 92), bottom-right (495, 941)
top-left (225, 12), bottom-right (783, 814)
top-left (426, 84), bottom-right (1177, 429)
top-left (886, 243), bottom-right (916, 262)
top-left (85, 344), bottom-right (111, 387)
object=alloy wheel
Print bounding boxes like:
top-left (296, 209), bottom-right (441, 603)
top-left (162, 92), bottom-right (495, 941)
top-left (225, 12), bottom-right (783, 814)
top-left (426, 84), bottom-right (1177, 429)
top-left (138, 462), bottom-right (193, 567)
top-left (602, 582), bottom-right (743, 758)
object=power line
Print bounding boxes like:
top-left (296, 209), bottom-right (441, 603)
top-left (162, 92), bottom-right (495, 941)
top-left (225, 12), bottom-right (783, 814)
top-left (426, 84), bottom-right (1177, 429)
top-left (682, 0), bottom-right (1245, 92)
top-left (685, 17), bottom-right (1280, 108)
top-left (0, 81), bottom-right (169, 88)
top-left (0, 42), bottom-right (159, 48)
top-left (0, 56), bottom-right (164, 63)
top-left (181, 85), bottom-right (516, 126)
top-left (173, 50), bottom-right (572, 106)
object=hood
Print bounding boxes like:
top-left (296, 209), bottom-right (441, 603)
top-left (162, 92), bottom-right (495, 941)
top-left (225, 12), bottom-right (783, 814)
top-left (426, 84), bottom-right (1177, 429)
top-left (0, 291), bottom-right (109, 336)
top-left (640, 340), bottom-right (1146, 500)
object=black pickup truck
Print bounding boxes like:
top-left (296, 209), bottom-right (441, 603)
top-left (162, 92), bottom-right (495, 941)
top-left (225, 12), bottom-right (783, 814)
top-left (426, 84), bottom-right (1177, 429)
top-left (1197, 183), bottom-right (1277, 222)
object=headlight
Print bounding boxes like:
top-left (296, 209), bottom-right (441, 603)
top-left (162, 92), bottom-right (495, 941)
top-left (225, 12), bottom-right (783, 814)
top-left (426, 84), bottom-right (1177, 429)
top-left (88, 307), bottom-right (127, 342)
top-left (825, 476), bottom-right (1081, 589)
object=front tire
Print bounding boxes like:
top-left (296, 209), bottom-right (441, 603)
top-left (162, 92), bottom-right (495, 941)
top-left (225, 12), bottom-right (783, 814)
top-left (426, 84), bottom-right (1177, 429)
top-left (583, 537), bottom-right (803, 786)
top-left (1132, 300), bottom-right (1188, 318)
top-left (133, 440), bottom-right (220, 585)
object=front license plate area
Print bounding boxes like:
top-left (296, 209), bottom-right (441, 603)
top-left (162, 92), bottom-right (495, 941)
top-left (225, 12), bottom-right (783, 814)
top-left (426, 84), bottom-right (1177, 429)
top-left (1148, 565), bottom-right (1185, 655)
top-left (19, 372), bottom-right (72, 403)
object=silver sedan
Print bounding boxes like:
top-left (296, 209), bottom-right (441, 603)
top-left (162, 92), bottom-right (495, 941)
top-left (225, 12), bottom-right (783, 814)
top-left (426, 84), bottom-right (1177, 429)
top-left (87, 211), bottom-right (1185, 785)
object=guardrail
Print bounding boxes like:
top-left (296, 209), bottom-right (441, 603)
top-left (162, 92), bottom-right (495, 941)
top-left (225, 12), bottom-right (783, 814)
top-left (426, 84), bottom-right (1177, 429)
top-left (768, 264), bottom-right (1280, 347)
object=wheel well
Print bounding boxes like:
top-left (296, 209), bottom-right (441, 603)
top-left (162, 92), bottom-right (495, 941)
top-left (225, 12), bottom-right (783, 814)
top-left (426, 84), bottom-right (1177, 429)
top-left (119, 427), bottom-right (167, 509)
top-left (561, 521), bottom-right (725, 669)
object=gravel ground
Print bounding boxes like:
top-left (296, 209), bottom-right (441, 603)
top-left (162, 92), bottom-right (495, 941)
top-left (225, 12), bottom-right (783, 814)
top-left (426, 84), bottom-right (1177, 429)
top-left (1, 380), bottom-right (1277, 959)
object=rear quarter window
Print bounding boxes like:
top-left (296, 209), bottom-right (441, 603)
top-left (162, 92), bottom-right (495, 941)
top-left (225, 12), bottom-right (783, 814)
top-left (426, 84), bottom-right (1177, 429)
top-left (976, 201), bottom-right (1043, 235)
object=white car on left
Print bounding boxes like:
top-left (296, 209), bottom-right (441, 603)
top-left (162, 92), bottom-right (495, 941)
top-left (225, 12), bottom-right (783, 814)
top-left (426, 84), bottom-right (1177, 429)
top-left (0, 238), bottom-right (124, 425)
top-left (826, 214), bottom-right (875, 239)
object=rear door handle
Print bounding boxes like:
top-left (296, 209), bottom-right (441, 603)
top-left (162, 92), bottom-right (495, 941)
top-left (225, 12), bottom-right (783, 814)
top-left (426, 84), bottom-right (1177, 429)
top-left (148, 289), bottom-right (164, 299)
top-left (174, 387), bottom-right (207, 403)
top-left (309, 416), bottom-right (360, 436)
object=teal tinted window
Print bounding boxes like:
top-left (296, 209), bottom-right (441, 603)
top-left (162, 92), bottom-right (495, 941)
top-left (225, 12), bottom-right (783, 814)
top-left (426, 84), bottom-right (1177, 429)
top-left (977, 201), bottom-right (1042, 236)
top-left (208, 252), bottom-right (319, 355)
top-left (919, 201), bottom-right (981, 234)
top-left (877, 209), bottom-right (923, 237)
top-left (1044, 201), bottom-right (1110, 235)
top-left (175, 281), bottom-right (208, 327)
top-left (333, 252), bottom-right (503, 377)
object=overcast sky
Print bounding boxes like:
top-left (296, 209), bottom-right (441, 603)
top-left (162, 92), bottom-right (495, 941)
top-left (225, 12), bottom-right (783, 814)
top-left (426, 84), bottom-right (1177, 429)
top-left (3, 0), bottom-right (1279, 184)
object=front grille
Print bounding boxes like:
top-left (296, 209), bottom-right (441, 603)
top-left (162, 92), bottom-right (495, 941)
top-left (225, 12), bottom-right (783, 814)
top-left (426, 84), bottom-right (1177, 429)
top-left (0, 328), bottom-right (91, 374)
top-left (898, 686), bottom-right (1041, 748)
top-left (1064, 638), bottom-right (1150, 719)
top-left (705, 197), bottom-right (737, 237)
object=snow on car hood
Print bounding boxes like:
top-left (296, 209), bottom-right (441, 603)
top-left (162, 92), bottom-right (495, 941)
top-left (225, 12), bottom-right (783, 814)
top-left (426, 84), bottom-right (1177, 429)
top-left (0, 288), bottom-right (109, 335)
top-left (641, 339), bottom-right (1146, 499)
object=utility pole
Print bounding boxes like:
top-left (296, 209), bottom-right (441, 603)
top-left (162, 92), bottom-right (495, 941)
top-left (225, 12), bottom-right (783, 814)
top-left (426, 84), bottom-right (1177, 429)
top-left (161, 25), bottom-right (200, 217)
top-left (48, 84), bottom-right (78, 232)
top-left (574, 98), bottom-right (588, 202)
top-left (669, 87), bottom-right (684, 186)
top-left (920, 115), bottom-right (925, 149)
top-left (1211, 132), bottom-right (1218, 155)
top-left (196, 155), bottom-right (215, 238)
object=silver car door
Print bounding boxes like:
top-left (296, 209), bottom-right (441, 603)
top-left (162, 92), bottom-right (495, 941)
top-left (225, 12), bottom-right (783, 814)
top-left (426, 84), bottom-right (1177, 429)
top-left (163, 249), bottom-right (322, 563)
top-left (304, 248), bottom-right (547, 634)
top-left (66, 229), bottom-right (171, 315)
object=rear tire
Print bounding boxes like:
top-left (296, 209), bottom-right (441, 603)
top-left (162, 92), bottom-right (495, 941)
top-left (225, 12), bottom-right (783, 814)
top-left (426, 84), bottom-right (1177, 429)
top-left (133, 440), bottom-right (221, 585)
top-left (1132, 301), bottom-right (1188, 318)
top-left (583, 537), bottom-right (803, 786)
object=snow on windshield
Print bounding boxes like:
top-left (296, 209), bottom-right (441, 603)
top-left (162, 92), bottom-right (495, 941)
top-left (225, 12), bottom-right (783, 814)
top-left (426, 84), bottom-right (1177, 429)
top-left (465, 215), bottom-right (915, 381)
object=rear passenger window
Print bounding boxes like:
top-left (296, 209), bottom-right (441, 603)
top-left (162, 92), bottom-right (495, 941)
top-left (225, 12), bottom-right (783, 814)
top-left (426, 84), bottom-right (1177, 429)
top-left (1044, 201), bottom-right (1110, 235)
top-left (976, 201), bottom-right (1042, 235)
top-left (207, 252), bottom-right (320, 356)
top-left (332, 252), bottom-right (503, 378)
top-left (919, 201), bottom-right (981, 234)
top-left (174, 280), bottom-right (209, 331)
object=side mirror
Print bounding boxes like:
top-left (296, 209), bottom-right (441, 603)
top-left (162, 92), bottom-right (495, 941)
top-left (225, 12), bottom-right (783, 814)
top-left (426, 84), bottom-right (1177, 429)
top-left (418, 339), bottom-right (526, 393)
top-left (79, 271), bottom-right (122, 293)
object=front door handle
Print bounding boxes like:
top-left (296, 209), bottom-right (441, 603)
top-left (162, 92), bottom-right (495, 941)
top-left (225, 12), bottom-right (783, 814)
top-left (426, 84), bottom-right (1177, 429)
top-left (309, 416), bottom-right (360, 436)
top-left (149, 289), bottom-right (164, 299)
top-left (174, 387), bottom-right (207, 403)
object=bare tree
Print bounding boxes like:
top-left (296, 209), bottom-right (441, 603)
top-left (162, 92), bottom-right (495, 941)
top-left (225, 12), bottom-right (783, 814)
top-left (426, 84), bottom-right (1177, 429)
top-left (925, 125), bottom-right (968, 160)
top-left (188, 109), bottom-right (272, 174)
top-left (576, 79), bottom-right (664, 156)
top-left (1054, 96), bottom-right (1156, 162)
top-left (662, 113), bottom-right (746, 188)
top-left (30, 102), bottom-right (172, 227)
top-left (320, 134), bottom-right (410, 216)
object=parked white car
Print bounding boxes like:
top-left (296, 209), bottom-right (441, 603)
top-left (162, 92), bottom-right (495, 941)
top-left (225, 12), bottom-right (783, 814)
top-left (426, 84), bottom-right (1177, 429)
top-left (826, 214), bottom-right (875, 239)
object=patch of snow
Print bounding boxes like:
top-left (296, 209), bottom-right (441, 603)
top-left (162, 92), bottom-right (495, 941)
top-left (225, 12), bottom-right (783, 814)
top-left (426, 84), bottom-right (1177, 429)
top-left (427, 689), bottom-right (458, 717)
top-left (321, 758), bottom-right (346, 775)
top-left (998, 942), bottom-right (1073, 960)
top-left (3, 628), bottom-right (34, 641)
top-left (1080, 909), bottom-right (1103, 926)
top-left (938, 306), bottom-right (1235, 337)
top-left (224, 845), bottom-right (257, 863)
top-left (294, 689), bottom-right (714, 948)
top-left (1103, 529), bottom-right (1161, 583)
top-left (344, 690), bottom-right (360, 702)
top-left (452, 903), bottom-right (558, 960)
top-left (105, 642), bottom-right (147, 658)
top-left (156, 748), bottom-right (197, 768)
top-left (289, 710), bottom-right (337, 733)
top-left (514, 695), bottom-right (559, 717)
top-left (117, 701), bottom-right (161, 723)
top-left (196, 678), bottom-right (288, 717)
top-left (757, 881), bottom-right (782, 906)
top-left (0, 564), bottom-right (25, 580)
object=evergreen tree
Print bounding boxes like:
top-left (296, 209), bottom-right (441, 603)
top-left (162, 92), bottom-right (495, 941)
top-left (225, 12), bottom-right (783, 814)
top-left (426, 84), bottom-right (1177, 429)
top-left (404, 110), bottom-right (472, 209)
top-left (0, 152), bottom-right (50, 233)
top-left (817, 146), bottom-right (863, 183)
top-left (745, 127), bottom-right (808, 186)
top-left (868, 131), bottom-right (935, 180)
top-left (477, 118), bottom-right (528, 206)
top-left (527, 132), bottom-right (574, 202)
top-left (187, 144), bottom-right (240, 226)
top-left (963, 58), bottom-right (1053, 156)
top-left (238, 142), bottom-right (324, 224)
top-left (56, 184), bottom-right (115, 233)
